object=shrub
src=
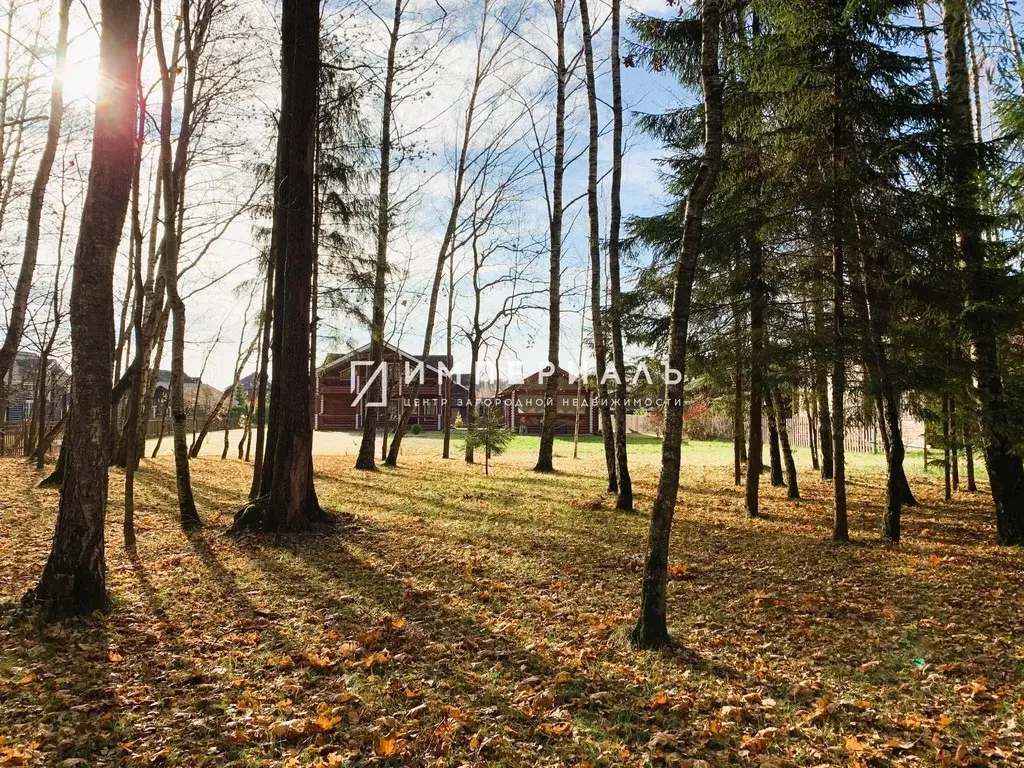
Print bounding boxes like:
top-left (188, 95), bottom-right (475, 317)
top-left (410, 424), bottom-right (423, 435)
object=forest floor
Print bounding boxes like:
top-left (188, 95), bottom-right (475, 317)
top-left (1, 437), bottom-right (1022, 768)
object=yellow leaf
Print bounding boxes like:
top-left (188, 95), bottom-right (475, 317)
top-left (16, 674), bottom-right (36, 685)
top-left (316, 714), bottom-right (341, 731)
top-left (108, 652), bottom-right (123, 663)
top-left (361, 650), bottom-right (391, 669)
top-left (270, 719), bottom-right (305, 739)
top-left (0, 746), bottom-right (35, 766)
top-left (553, 671), bottom-right (571, 684)
top-left (303, 652), bottom-right (334, 668)
top-left (376, 735), bottom-right (400, 757)
top-left (337, 642), bottom-right (358, 658)
top-left (845, 735), bottom-right (868, 752)
top-left (650, 690), bottom-right (670, 708)
top-left (538, 721), bottom-right (572, 737)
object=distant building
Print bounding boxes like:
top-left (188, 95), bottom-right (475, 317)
top-left (316, 342), bottom-right (470, 431)
top-left (498, 367), bottom-right (599, 435)
top-left (149, 370), bottom-right (225, 419)
top-left (2, 352), bottom-right (70, 424)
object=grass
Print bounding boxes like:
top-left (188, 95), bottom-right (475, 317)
top-left (0, 437), bottom-right (1020, 767)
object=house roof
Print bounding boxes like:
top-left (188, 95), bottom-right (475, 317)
top-left (153, 369), bottom-right (200, 385)
top-left (4, 352), bottom-right (69, 394)
top-left (318, 342), bottom-right (455, 379)
top-left (497, 366), bottom-right (581, 396)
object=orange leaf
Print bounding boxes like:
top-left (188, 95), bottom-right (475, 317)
top-left (316, 714), bottom-right (341, 731)
top-left (650, 690), bottom-right (670, 709)
top-left (845, 735), bottom-right (868, 752)
top-left (538, 721), bottom-right (572, 737)
top-left (376, 735), bottom-right (401, 757)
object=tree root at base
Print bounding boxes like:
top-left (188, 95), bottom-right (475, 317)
top-left (228, 494), bottom-right (353, 535)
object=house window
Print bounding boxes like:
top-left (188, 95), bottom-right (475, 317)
top-left (420, 398), bottom-right (437, 417)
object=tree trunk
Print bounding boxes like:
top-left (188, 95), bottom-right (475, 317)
top-left (465, 343), bottom-right (479, 463)
top-left (535, 0), bottom-right (568, 474)
top-left (0, 0), bottom-right (70, 396)
top-left (25, 360), bottom-right (42, 458)
top-left (249, 261), bottom-right (273, 495)
top-left (146, 307), bottom-right (170, 459)
top-left (197, 332), bottom-right (254, 459)
top-left (923, 423), bottom-right (928, 471)
top-left (744, 237), bottom-right (764, 518)
top-left (630, 0), bottom-right (722, 650)
top-left (772, 387), bottom-right (799, 499)
top-left (950, 396), bottom-right (959, 490)
top-left (774, 391), bottom-right (798, 499)
top-left (240, 373), bottom-right (255, 459)
top-left (123, 26), bottom-right (150, 549)
top-left (39, 425), bottom-right (69, 488)
top-left (1002, 0), bottom-right (1024, 72)
top-left (732, 313), bottom-right (743, 486)
top-left (36, 411), bottom-right (66, 470)
top-left (26, 0), bottom-right (139, 618)
top-left (808, 399), bottom-right (819, 470)
top-left (442, 246), bottom-right (454, 459)
top-left (573, 273), bottom-right (587, 460)
top-left (854, 246), bottom-right (917, 513)
top-left (943, 394), bottom-right (952, 501)
top-left (356, 0), bottom-right (400, 472)
top-left (831, 227), bottom-right (848, 542)
top-left (33, 351), bottom-right (50, 469)
top-left (966, 13), bottom-right (983, 143)
top-left (944, 0), bottom-right (1024, 543)
top-left (965, 427), bottom-right (977, 492)
top-left (579, 0), bottom-right (617, 492)
top-left (233, 317), bottom-right (261, 460)
top-left (232, 0), bottom-right (323, 532)
top-left (607, 0), bottom-right (632, 509)
top-left (813, 293), bottom-right (834, 480)
top-left (881, 404), bottom-right (910, 543)
top-left (918, 1), bottom-right (942, 102)
top-left (191, 388), bottom-right (231, 458)
top-left (766, 394), bottom-right (784, 487)
top-left (153, 0), bottom-right (199, 530)
top-left (387, 0), bottom-right (498, 467)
